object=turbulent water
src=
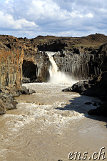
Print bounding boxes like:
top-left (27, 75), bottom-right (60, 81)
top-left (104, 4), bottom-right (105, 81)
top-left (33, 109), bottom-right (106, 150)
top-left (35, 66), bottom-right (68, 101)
top-left (0, 83), bottom-right (107, 161)
top-left (47, 52), bottom-right (76, 84)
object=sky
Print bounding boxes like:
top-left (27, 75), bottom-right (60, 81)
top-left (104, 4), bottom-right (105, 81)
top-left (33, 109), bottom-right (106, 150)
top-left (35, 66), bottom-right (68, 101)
top-left (0, 0), bottom-right (107, 38)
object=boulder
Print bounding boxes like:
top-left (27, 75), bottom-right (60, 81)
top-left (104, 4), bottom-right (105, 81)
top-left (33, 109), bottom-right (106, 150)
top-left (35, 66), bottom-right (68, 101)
top-left (22, 77), bottom-right (30, 83)
top-left (62, 87), bottom-right (72, 92)
top-left (88, 102), bottom-right (107, 117)
top-left (71, 81), bottom-right (91, 94)
top-left (0, 99), bottom-right (6, 115)
top-left (0, 93), bottom-right (17, 113)
top-left (17, 86), bottom-right (35, 95)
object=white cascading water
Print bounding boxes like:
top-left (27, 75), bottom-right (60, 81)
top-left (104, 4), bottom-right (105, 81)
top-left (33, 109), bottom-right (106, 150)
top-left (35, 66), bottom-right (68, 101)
top-left (47, 52), bottom-right (76, 84)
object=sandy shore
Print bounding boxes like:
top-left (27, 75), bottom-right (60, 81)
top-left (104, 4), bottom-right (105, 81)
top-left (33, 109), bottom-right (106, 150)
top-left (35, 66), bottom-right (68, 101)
top-left (0, 83), bottom-right (107, 161)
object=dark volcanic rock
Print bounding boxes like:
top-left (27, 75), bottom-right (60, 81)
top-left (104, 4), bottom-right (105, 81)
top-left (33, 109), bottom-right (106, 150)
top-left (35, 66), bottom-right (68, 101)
top-left (0, 99), bottom-right (6, 115)
top-left (0, 92), bottom-right (17, 114)
top-left (22, 60), bottom-right (38, 82)
top-left (23, 51), bottom-right (50, 83)
top-left (72, 81), bottom-right (91, 94)
top-left (53, 43), bottom-right (107, 80)
top-left (37, 40), bottom-right (67, 52)
top-left (22, 77), bottom-right (30, 83)
top-left (0, 86), bottom-right (35, 115)
top-left (63, 72), bottom-right (107, 117)
top-left (18, 86), bottom-right (35, 95)
top-left (62, 80), bottom-right (92, 93)
top-left (88, 102), bottom-right (107, 117)
top-left (62, 87), bottom-right (72, 92)
top-left (62, 43), bottom-right (107, 117)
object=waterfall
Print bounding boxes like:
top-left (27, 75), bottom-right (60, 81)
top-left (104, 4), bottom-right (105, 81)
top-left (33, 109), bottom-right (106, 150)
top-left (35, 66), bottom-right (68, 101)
top-left (47, 52), bottom-right (76, 84)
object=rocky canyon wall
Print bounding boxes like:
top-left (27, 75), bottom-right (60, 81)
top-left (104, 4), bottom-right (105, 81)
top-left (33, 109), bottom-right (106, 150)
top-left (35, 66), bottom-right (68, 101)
top-left (0, 48), bottom-right (24, 89)
top-left (36, 34), bottom-right (107, 80)
top-left (22, 48), bottom-right (50, 83)
top-left (0, 34), bottom-right (107, 84)
top-left (0, 42), bottom-right (24, 115)
top-left (53, 46), bottom-right (106, 79)
top-left (0, 35), bottom-right (50, 84)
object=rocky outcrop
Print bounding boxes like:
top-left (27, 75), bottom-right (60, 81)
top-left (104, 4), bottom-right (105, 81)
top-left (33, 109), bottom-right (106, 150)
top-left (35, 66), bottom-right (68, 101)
top-left (0, 35), bottom-right (50, 114)
top-left (0, 44), bottom-right (24, 114)
top-left (71, 72), bottom-right (107, 99)
top-left (0, 86), bottom-right (35, 115)
top-left (62, 43), bottom-right (107, 117)
top-left (63, 72), bottom-right (107, 117)
top-left (0, 47), bottom-right (24, 89)
top-left (53, 45), bottom-right (106, 79)
top-left (0, 38), bottom-right (35, 115)
top-left (0, 35), bottom-right (50, 83)
top-left (35, 51), bottom-right (50, 82)
top-left (0, 92), bottom-right (17, 114)
top-left (22, 51), bottom-right (50, 82)
top-left (62, 80), bottom-right (90, 93)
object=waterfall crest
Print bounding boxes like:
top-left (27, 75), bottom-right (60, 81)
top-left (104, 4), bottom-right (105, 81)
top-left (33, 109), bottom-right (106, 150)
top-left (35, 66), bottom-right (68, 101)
top-left (47, 52), bottom-right (76, 84)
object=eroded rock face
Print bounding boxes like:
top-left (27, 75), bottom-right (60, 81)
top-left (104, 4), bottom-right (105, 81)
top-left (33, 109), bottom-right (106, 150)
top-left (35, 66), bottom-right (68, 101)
top-left (22, 60), bottom-right (38, 82)
top-left (0, 47), bottom-right (24, 89)
top-left (53, 45), bottom-right (106, 79)
top-left (35, 51), bottom-right (50, 82)
top-left (62, 44), bottom-right (107, 117)
top-left (22, 51), bottom-right (50, 82)
top-left (0, 35), bottom-right (50, 83)
top-left (0, 45), bottom-right (24, 114)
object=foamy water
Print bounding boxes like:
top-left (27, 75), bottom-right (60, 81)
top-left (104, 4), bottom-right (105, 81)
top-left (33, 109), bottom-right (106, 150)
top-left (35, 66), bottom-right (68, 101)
top-left (0, 83), bottom-right (106, 161)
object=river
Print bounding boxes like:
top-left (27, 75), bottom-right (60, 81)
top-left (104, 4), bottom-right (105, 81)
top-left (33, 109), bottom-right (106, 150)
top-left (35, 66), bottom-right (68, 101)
top-left (0, 83), bottom-right (107, 161)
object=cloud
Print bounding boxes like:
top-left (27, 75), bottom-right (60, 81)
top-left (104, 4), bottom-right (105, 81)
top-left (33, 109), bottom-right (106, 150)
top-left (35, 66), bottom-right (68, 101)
top-left (0, 0), bottom-right (106, 37)
top-left (0, 11), bottom-right (38, 30)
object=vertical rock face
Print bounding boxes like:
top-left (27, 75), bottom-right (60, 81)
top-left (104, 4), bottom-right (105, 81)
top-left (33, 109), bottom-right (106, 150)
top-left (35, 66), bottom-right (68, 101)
top-left (53, 46), bottom-right (107, 79)
top-left (23, 50), bottom-right (50, 82)
top-left (0, 46), bottom-right (24, 115)
top-left (22, 60), bottom-right (38, 82)
top-left (35, 51), bottom-right (50, 82)
top-left (0, 48), bottom-right (24, 89)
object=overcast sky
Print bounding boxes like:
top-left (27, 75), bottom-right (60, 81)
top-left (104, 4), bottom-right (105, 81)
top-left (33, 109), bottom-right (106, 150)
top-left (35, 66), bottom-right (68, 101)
top-left (0, 0), bottom-right (107, 38)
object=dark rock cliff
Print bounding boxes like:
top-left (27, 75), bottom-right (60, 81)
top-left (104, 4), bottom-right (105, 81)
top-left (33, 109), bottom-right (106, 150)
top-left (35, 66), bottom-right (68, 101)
top-left (0, 45), bottom-right (24, 90)
top-left (0, 35), bottom-right (50, 83)
top-left (0, 42), bottom-right (24, 114)
top-left (34, 33), bottom-right (107, 80)
top-left (22, 49), bottom-right (50, 83)
top-left (62, 43), bottom-right (107, 117)
top-left (53, 44), bottom-right (106, 80)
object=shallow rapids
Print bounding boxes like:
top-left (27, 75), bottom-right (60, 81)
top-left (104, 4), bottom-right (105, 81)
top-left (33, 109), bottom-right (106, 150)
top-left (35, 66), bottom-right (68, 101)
top-left (0, 83), bottom-right (107, 161)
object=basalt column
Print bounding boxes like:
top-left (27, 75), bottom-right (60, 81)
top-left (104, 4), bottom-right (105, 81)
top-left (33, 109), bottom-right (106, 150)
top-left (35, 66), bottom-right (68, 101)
top-left (0, 48), bottom-right (24, 90)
